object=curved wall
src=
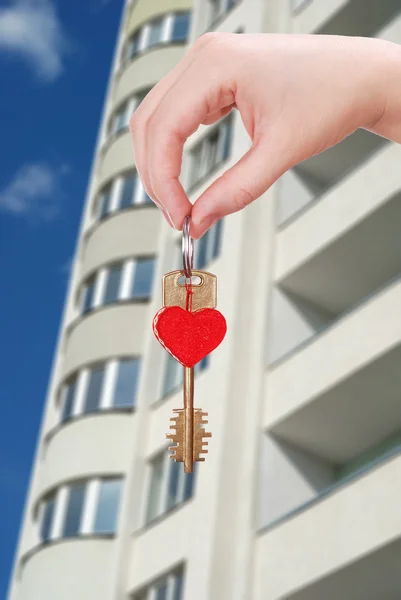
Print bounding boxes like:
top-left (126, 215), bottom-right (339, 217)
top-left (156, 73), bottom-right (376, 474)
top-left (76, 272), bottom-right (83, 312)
top-left (82, 207), bottom-right (161, 278)
top-left (113, 45), bottom-right (186, 106)
top-left (38, 414), bottom-right (133, 496)
top-left (18, 540), bottom-right (115, 600)
top-left (98, 132), bottom-right (134, 187)
top-left (63, 304), bottom-right (148, 378)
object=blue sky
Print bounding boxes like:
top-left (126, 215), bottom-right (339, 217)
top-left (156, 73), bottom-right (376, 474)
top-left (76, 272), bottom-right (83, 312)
top-left (0, 0), bottom-right (123, 594)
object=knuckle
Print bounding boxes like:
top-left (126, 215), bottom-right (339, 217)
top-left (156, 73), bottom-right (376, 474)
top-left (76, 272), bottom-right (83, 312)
top-left (233, 185), bottom-right (255, 212)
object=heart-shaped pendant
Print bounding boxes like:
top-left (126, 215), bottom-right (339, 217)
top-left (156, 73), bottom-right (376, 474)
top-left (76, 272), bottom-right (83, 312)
top-left (153, 305), bottom-right (227, 367)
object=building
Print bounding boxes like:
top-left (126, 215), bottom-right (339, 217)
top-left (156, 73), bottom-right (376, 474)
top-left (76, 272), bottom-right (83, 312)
top-left (8, 1), bottom-right (401, 598)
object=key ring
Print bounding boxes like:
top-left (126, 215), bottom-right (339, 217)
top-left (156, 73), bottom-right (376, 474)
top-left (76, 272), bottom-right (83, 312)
top-left (182, 216), bottom-right (194, 279)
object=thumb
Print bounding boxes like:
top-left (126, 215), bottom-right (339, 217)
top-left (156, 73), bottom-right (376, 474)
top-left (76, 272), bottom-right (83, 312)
top-left (190, 135), bottom-right (285, 238)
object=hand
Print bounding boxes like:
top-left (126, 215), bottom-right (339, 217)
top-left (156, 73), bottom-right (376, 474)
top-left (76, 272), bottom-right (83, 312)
top-left (130, 32), bottom-right (401, 238)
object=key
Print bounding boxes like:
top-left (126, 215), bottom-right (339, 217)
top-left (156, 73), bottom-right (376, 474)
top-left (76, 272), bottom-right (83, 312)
top-left (152, 217), bottom-right (227, 473)
top-left (162, 269), bottom-right (216, 473)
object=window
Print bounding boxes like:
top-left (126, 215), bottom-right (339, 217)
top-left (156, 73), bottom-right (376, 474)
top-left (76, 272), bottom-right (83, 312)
top-left (63, 482), bottom-right (86, 538)
top-left (84, 364), bottom-right (106, 413)
top-left (126, 30), bottom-right (140, 60)
top-left (131, 258), bottom-right (155, 299)
top-left (40, 495), bottom-right (56, 543)
top-left (195, 220), bottom-right (223, 269)
top-left (148, 18), bottom-right (164, 48)
top-left (98, 183), bottom-right (113, 220)
top-left (162, 353), bottom-right (209, 398)
top-left (145, 452), bottom-right (196, 525)
top-left (38, 477), bottom-right (124, 544)
top-left (78, 257), bottom-right (155, 316)
top-left (132, 567), bottom-right (185, 600)
top-left (94, 171), bottom-right (154, 222)
top-left (93, 479), bottom-right (122, 534)
top-left (172, 13), bottom-right (191, 41)
top-left (114, 358), bottom-right (140, 408)
top-left (61, 377), bottom-right (77, 422)
top-left (123, 12), bottom-right (190, 68)
top-left (119, 172), bottom-right (137, 209)
top-left (58, 358), bottom-right (141, 424)
top-left (104, 263), bottom-right (124, 305)
top-left (110, 102), bottom-right (129, 136)
top-left (81, 276), bottom-right (96, 315)
top-left (189, 116), bottom-right (233, 188)
top-left (206, 0), bottom-right (239, 26)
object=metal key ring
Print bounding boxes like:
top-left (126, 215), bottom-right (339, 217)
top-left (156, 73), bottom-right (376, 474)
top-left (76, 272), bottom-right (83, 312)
top-left (182, 216), bottom-right (193, 279)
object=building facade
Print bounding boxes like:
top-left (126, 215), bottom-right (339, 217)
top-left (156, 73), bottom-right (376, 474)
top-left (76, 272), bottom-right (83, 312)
top-left (8, 1), bottom-right (401, 599)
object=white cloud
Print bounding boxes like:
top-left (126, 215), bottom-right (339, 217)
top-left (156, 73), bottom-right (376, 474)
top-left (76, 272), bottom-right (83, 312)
top-left (0, 163), bottom-right (67, 221)
top-left (0, 0), bottom-right (70, 81)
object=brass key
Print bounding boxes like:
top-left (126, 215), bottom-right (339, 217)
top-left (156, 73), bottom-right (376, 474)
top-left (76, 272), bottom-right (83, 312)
top-left (163, 269), bottom-right (215, 473)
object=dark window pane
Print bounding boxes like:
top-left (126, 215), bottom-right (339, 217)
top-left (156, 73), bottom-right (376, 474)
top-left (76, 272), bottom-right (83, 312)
top-left (61, 378), bottom-right (77, 422)
top-left (195, 355), bottom-right (209, 376)
top-left (172, 13), bottom-right (190, 41)
top-left (155, 582), bottom-right (168, 600)
top-left (173, 572), bottom-right (184, 600)
top-left (114, 359), bottom-right (140, 408)
top-left (146, 454), bottom-right (164, 523)
top-left (93, 479), bottom-right (122, 534)
top-left (81, 278), bottom-right (96, 315)
top-left (166, 460), bottom-right (181, 510)
top-left (143, 191), bottom-right (153, 204)
top-left (162, 353), bottom-right (183, 397)
top-left (84, 365), bottom-right (105, 413)
top-left (114, 103), bottom-right (128, 134)
top-left (196, 231), bottom-right (209, 269)
top-left (104, 264), bottom-right (123, 305)
top-left (183, 463), bottom-right (196, 501)
top-left (120, 172), bottom-right (137, 209)
top-left (148, 18), bottom-right (163, 48)
top-left (131, 258), bottom-right (155, 299)
top-left (127, 31), bottom-right (140, 60)
top-left (212, 218), bottom-right (223, 259)
top-left (99, 184), bottom-right (113, 220)
top-left (40, 496), bottom-right (55, 543)
top-left (63, 483), bottom-right (86, 538)
top-left (222, 119), bottom-right (233, 161)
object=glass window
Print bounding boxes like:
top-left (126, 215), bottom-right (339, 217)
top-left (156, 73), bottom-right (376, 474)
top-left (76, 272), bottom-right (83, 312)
top-left (81, 276), bottom-right (96, 315)
top-left (172, 13), bottom-right (190, 41)
top-left (166, 460), bottom-right (181, 510)
top-left (131, 258), bottom-right (155, 299)
top-left (40, 495), bottom-right (55, 543)
top-left (61, 377), bottom-right (77, 422)
top-left (162, 353), bottom-right (183, 397)
top-left (194, 355), bottom-right (209, 376)
top-left (63, 482), bottom-right (86, 538)
top-left (98, 183), bottom-right (113, 220)
top-left (189, 117), bottom-right (233, 188)
top-left (126, 30), bottom-right (140, 60)
top-left (155, 581), bottom-right (168, 600)
top-left (83, 364), bottom-right (105, 413)
top-left (146, 453), bottom-right (164, 524)
top-left (120, 172), bottom-right (137, 209)
top-left (196, 220), bottom-right (223, 269)
top-left (112, 103), bottom-right (128, 135)
top-left (173, 571), bottom-right (184, 600)
top-left (113, 358), bottom-right (140, 408)
top-left (103, 263), bottom-right (123, 305)
top-left (93, 479), bottom-right (122, 534)
top-left (183, 465), bottom-right (196, 501)
top-left (148, 18), bottom-right (164, 48)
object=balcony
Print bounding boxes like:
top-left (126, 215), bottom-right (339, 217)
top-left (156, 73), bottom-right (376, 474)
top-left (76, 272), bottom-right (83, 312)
top-left (97, 131), bottom-right (134, 188)
top-left (255, 452), bottom-right (401, 600)
top-left (293, 0), bottom-right (400, 35)
top-left (264, 275), bottom-right (401, 464)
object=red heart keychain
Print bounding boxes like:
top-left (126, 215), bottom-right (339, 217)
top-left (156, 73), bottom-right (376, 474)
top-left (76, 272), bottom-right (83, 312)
top-left (153, 305), bottom-right (227, 368)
